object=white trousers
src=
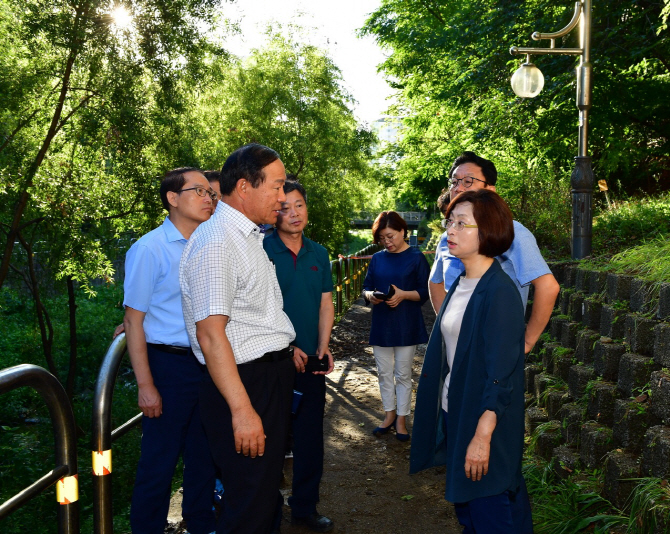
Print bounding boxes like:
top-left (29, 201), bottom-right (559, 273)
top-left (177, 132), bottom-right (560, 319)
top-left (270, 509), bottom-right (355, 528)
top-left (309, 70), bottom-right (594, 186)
top-left (372, 345), bottom-right (416, 416)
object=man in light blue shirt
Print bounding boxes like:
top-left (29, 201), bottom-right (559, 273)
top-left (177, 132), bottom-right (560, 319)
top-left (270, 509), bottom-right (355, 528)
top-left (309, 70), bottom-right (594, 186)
top-left (428, 152), bottom-right (559, 354)
top-left (123, 167), bottom-right (217, 534)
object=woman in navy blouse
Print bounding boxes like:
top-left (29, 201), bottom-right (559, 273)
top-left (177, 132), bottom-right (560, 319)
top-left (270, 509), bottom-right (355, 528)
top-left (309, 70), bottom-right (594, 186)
top-left (362, 211), bottom-right (430, 441)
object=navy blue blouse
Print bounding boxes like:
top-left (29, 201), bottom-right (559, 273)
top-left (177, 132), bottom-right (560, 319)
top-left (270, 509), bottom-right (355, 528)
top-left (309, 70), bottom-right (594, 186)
top-left (363, 247), bottom-right (430, 347)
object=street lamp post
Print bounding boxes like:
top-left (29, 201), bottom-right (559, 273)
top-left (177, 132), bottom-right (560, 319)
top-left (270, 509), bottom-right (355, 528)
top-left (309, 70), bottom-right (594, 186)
top-left (510, 0), bottom-right (593, 260)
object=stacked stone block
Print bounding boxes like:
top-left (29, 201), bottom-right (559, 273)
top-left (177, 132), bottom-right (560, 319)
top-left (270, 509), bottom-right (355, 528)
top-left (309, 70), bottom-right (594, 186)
top-left (526, 263), bottom-right (670, 518)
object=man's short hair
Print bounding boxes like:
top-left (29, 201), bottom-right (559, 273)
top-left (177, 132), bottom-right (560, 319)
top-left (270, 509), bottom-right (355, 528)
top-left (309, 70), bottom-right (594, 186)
top-left (203, 170), bottom-right (221, 183)
top-left (437, 188), bottom-right (450, 214)
top-left (160, 167), bottom-right (201, 211)
top-left (448, 151), bottom-right (497, 186)
top-left (372, 211), bottom-right (408, 243)
top-left (283, 174), bottom-right (307, 202)
top-left (220, 144), bottom-right (280, 196)
top-left (444, 189), bottom-right (514, 258)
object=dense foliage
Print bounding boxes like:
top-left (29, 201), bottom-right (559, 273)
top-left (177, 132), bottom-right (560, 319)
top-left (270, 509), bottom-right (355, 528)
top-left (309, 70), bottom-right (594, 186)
top-left (0, 3), bottom-right (380, 531)
top-left (189, 32), bottom-right (379, 253)
top-left (361, 0), bottom-right (670, 255)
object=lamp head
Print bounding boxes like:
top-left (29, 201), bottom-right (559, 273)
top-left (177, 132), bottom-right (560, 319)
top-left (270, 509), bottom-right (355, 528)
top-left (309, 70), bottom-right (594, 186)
top-left (511, 61), bottom-right (545, 98)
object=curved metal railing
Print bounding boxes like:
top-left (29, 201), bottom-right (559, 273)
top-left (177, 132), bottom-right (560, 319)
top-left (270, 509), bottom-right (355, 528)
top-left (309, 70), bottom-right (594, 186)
top-left (0, 364), bottom-right (79, 534)
top-left (91, 333), bottom-right (141, 534)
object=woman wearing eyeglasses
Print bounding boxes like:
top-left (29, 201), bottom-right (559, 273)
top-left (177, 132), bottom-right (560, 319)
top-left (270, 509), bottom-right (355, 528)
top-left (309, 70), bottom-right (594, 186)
top-left (362, 211), bottom-right (430, 441)
top-left (410, 189), bottom-right (533, 533)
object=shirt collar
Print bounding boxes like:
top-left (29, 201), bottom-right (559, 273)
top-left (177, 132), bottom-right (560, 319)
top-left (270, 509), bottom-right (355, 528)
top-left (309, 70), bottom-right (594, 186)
top-left (219, 201), bottom-right (263, 239)
top-left (162, 216), bottom-right (187, 243)
top-left (265, 230), bottom-right (311, 254)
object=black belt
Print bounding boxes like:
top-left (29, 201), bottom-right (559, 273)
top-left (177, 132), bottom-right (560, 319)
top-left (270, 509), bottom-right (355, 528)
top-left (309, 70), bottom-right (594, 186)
top-left (147, 343), bottom-right (190, 356)
top-left (244, 346), bottom-right (293, 364)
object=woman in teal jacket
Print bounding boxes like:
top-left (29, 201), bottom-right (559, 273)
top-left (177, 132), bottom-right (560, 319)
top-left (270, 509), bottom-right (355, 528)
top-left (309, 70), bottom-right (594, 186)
top-left (410, 189), bottom-right (533, 533)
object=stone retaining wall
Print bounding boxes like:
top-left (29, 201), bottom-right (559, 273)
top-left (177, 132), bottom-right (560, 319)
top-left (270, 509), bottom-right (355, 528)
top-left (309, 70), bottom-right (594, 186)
top-left (526, 263), bottom-right (670, 523)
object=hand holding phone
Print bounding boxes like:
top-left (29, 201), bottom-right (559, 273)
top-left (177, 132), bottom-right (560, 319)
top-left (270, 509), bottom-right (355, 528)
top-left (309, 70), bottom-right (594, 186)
top-left (304, 355), bottom-right (329, 372)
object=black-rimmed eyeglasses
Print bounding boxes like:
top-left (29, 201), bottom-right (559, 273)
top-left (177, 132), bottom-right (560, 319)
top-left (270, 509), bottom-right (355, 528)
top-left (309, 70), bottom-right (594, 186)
top-left (178, 187), bottom-right (217, 201)
top-left (448, 176), bottom-right (488, 190)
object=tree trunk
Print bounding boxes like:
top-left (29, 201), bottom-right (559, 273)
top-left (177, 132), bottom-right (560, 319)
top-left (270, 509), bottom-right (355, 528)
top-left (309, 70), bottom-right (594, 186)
top-left (0, 7), bottom-right (85, 289)
top-left (16, 233), bottom-right (57, 377)
top-left (66, 276), bottom-right (77, 400)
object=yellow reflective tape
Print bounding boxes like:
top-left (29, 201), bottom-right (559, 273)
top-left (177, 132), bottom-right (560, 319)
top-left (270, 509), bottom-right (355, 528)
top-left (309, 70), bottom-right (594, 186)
top-left (345, 279), bottom-right (350, 285)
top-left (56, 475), bottom-right (79, 505)
top-left (336, 285), bottom-right (342, 292)
top-left (353, 274), bottom-right (357, 280)
top-left (92, 450), bottom-right (112, 476)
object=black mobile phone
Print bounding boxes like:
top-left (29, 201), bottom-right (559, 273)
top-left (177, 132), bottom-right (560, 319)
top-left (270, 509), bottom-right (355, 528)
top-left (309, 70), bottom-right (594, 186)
top-left (372, 285), bottom-right (396, 301)
top-left (305, 355), bottom-right (329, 372)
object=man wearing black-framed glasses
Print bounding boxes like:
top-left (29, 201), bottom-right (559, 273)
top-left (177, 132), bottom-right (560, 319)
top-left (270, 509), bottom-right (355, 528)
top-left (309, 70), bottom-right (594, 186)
top-left (429, 152), bottom-right (559, 356)
top-left (123, 167), bottom-right (217, 534)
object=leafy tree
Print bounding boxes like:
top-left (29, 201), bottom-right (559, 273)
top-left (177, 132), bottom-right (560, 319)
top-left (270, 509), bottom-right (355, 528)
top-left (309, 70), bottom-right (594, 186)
top-left (0, 0), bottom-right (224, 390)
top-left (362, 0), bottom-right (670, 255)
top-left (190, 32), bottom-right (378, 254)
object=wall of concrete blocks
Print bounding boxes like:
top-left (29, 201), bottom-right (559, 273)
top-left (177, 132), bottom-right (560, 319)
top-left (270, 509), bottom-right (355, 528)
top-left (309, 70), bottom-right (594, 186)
top-left (524, 262), bottom-right (670, 514)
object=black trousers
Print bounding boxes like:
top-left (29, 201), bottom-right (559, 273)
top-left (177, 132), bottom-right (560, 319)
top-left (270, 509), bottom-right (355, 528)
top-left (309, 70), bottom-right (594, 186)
top-left (200, 357), bottom-right (294, 534)
top-left (288, 371), bottom-right (326, 517)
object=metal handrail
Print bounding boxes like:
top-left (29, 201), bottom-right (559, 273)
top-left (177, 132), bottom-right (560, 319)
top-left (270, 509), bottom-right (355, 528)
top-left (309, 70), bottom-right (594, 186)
top-left (0, 364), bottom-right (79, 534)
top-left (330, 243), bottom-right (382, 314)
top-left (91, 333), bottom-right (141, 534)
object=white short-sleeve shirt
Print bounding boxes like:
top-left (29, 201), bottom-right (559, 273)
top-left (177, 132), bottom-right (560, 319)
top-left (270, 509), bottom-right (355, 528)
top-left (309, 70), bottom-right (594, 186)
top-left (179, 202), bottom-right (295, 365)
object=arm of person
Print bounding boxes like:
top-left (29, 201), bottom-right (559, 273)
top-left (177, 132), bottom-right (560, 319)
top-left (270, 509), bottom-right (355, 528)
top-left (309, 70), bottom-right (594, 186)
top-left (362, 255), bottom-right (383, 305)
top-left (314, 291), bottom-right (335, 375)
top-left (123, 307), bottom-right (162, 418)
top-left (429, 281), bottom-right (446, 313)
top-left (196, 314), bottom-right (265, 458)
top-left (525, 273), bottom-right (560, 354)
top-left (464, 410), bottom-right (497, 481)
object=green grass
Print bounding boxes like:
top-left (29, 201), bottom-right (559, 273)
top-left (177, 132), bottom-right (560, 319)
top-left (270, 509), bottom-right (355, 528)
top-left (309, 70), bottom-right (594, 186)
top-left (524, 459), bottom-right (627, 533)
top-left (591, 193), bottom-right (670, 257)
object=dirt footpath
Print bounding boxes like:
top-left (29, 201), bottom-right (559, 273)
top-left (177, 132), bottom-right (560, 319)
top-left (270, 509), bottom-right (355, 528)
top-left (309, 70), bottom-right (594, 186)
top-left (169, 299), bottom-right (462, 533)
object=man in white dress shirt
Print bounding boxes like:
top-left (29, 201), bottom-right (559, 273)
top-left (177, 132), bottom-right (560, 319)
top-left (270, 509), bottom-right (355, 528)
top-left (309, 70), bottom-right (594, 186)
top-left (180, 144), bottom-right (296, 534)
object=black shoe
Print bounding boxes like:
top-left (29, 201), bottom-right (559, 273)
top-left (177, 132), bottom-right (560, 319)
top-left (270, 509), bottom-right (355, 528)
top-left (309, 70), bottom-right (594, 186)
top-left (291, 512), bottom-right (334, 532)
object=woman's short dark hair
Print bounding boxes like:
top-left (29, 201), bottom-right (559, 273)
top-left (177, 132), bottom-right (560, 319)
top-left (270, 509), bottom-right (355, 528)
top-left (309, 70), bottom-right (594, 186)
top-left (159, 167), bottom-right (201, 211)
top-left (372, 211), bottom-right (408, 244)
top-left (444, 189), bottom-right (514, 258)
top-left (220, 143), bottom-right (280, 196)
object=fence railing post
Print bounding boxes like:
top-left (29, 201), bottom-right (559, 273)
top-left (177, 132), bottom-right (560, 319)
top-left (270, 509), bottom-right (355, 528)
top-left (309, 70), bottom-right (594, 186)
top-left (0, 364), bottom-right (79, 534)
top-left (344, 257), bottom-right (351, 303)
top-left (335, 259), bottom-right (343, 314)
top-left (91, 333), bottom-right (131, 534)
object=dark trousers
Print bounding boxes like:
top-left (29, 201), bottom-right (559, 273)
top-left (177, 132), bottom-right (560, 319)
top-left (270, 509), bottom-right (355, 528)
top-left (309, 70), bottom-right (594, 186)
top-left (200, 357), bottom-right (294, 534)
top-left (454, 479), bottom-right (533, 534)
top-left (288, 371), bottom-right (326, 517)
top-left (442, 410), bottom-right (533, 534)
top-left (130, 348), bottom-right (216, 534)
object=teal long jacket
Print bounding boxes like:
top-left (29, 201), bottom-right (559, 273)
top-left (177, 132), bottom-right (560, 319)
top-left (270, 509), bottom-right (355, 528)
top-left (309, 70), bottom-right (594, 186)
top-left (409, 260), bottom-right (526, 503)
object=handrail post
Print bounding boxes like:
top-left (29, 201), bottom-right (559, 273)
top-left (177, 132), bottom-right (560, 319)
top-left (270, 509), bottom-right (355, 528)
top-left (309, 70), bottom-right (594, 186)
top-left (91, 333), bottom-right (129, 534)
top-left (0, 364), bottom-right (79, 534)
top-left (335, 259), bottom-right (343, 314)
top-left (344, 258), bottom-right (351, 303)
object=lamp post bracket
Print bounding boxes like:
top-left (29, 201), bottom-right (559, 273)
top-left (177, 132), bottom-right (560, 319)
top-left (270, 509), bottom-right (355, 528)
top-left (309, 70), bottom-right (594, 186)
top-left (510, 46), bottom-right (583, 57)
top-left (532, 1), bottom-right (582, 41)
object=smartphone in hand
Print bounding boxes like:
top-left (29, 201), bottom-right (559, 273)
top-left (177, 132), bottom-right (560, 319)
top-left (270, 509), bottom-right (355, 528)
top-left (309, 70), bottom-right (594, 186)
top-left (305, 355), bottom-right (329, 372)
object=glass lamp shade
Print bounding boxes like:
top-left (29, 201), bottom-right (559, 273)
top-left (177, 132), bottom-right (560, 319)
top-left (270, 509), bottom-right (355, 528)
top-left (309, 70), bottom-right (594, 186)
top-left (511, 62), bottom-right (545, 98)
